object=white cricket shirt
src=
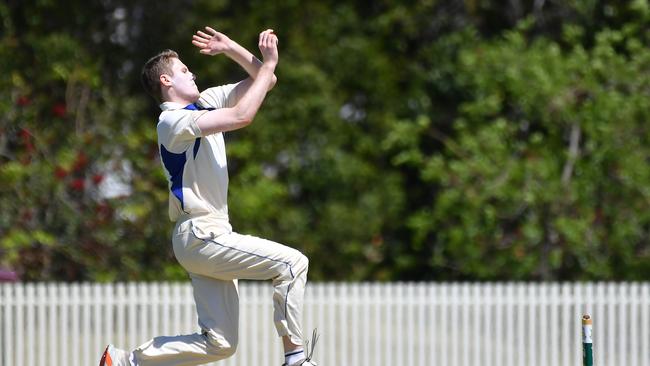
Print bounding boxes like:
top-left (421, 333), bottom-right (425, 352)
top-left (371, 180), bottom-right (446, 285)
top-left (157, 83), bottom-right (240, 230)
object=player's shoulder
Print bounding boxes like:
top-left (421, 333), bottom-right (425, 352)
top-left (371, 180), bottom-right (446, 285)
top-left (157, 105), bottom-right (191, 126)
top-left (201, 84), bottom-right (235, 94)
top-left (156, 112), bottom-right (189, 142)
top-left (199, 83), bottom-right (240, 108)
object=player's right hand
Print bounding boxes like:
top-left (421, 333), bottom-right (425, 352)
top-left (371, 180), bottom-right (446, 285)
top-left (192, 26), bottom-right (232, 55)
top-left (259, 29), bottom-right (278, 67)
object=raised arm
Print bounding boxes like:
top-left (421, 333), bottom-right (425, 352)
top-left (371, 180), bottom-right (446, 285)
top-left (192, 27), bottom-right (277, 88)
top-left (193, 30), bottom-right (279, 135)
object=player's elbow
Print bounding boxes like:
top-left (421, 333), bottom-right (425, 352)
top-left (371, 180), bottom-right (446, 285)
top-left (236, 114), bottom-right (254, 127)
top-left (268, 74), bottom-right (277, 90)
top-left (234, 108), bottom-right (255, 127)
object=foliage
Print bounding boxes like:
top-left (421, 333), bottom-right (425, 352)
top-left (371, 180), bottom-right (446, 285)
top-left (395, 27), bottom-right (650, 280)
top-left (1, 0), bottom-right (648, 281)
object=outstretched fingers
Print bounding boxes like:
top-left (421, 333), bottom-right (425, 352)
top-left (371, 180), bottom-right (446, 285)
top-left (192, 27), bottom-right (220, 54)
top-left (192, 29), bottom-right (211, 53)
top-left (192, 35), bottom-right (208, 46)
top-left (196, 30), bottom-right (212, 40)
top-left (205, 26), bottom-right (218, 36)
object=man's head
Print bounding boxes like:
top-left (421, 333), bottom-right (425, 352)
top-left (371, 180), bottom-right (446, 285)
top-left (141, 50), bottom-right (200, 104)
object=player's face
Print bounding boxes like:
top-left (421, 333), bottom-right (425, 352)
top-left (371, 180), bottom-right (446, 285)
top-left (169, 58), bottom-right (200, 102)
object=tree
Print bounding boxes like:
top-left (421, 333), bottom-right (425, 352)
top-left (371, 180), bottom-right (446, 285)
top-left (1, 0), bottom-right (648, 282)
top-left (384, 14), bottom-right (650, 280)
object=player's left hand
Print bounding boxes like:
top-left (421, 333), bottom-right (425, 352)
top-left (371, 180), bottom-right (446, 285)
top-left (192, 26), bottom-right (232, 55)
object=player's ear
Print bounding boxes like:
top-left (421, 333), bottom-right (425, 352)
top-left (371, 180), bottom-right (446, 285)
top-left (160, 74), bottom-right (173, 87)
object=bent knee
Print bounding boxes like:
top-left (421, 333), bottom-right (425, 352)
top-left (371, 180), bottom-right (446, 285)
top-left (205, 332), bottom-right (238, 359)
top-left (214, 344), bottom-right (237, 358)
top-left (294, 252), bottom-right (309, 273)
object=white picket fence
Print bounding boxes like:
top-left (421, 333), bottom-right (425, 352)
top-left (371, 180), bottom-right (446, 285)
top-left (1, 282), bottom-right (649, 366)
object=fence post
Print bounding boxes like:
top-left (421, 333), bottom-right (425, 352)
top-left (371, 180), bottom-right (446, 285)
top-left (582, 314), bottom-right (593, 366)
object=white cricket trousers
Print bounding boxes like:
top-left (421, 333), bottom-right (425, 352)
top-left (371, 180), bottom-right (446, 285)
top-left (132, 215), bottom-right (309, 366)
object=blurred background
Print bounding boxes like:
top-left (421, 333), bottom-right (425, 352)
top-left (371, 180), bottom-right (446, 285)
top-left (1, 0), bottom-right (649, 283)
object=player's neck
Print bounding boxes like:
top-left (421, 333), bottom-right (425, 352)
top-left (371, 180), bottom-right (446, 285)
top-left (168, 99), bottom-right (195, 106)
top-left (162, 88), bottom-right (198, 106)
top-left (164, 95), bottom-right (196, 106)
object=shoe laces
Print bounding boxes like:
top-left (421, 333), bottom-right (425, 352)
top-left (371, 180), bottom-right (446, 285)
top-left (303, 328), bottom-right (319, 365)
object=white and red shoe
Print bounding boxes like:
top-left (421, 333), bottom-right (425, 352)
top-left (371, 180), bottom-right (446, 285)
top-left (99, 344), bottom-right (131, 366)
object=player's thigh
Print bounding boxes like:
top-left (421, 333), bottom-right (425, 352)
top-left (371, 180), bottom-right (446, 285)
top-left (175, 229), bottom-right (307, 281)
top-left (209, 232), bottom-right (308, 281)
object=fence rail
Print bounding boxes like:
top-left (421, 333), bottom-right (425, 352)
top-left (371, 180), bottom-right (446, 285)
top-left (1, 282), bottom-right (649, 366)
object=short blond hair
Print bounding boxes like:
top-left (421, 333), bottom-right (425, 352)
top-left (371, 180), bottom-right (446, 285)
top-left (141, 49), bottom-right (178, 102)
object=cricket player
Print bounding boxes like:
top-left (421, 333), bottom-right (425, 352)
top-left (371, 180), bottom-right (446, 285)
top-left (99, 26), bottom-right (318, 366)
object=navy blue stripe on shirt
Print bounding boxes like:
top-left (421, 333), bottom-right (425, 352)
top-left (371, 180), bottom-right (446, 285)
top-left (193, 138), bottom-right (201, 159)
top-left (160, 144), bottom-right (187, 210)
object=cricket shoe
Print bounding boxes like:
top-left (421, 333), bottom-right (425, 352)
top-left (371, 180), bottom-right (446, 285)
top-left (282, 329), bottom-right (319, 366)
top-left (284, 360), bottom-right (317, 366)
top-left (99, 344), bottom-right (131, 366)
